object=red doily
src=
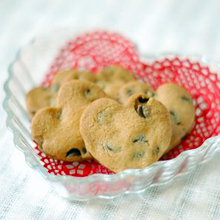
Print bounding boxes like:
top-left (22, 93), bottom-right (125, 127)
top-left (36, 30), bottom-right (220, 176)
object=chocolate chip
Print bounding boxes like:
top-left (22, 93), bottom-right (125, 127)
top-left (137, 106), bottom-right (145, 118)
top-left (39, 143), bottom-right (43, 150)
top-left (138, 97), bottom-right (149, 103)
top-left (86, 89), bottom-right (91, 94)
top-left (170, 111), bottom-right (175, 117)
top-left (181, 96), bottom-right (192, 102)
top-left (31, 110), bottom-right (36, 115)
top-left (103, 144), bottom-right (121, 153)
top-left (82, 147), bottom-right (87, 154)
top-left (133, 151), bottom-right (145, 159)
top-left (84, 89), bottom-right (92, 97)
top-left (181, 134), bottom-right (188, 140)
top-left (153, 146), bottom-right (160, 156)
top-left (103, 143), bottom-right (112, 152)
top-left (66, 148), bottom-right (81, 157)
top-left (134, 96), bottom-right (150, 118)
top-left (136, 105), bottom-right (149, 118)
top-left (106, 144), bottom-right (113, 151)
top-left (137, 106), bottom-right (145, 116)
top-left (170, 111), bottom-right (181, 125)
top-left (133, 135), bottom-right (148, 144)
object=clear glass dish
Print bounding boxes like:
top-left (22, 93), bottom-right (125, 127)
top-left (3, 28), bottom-right (220, 201)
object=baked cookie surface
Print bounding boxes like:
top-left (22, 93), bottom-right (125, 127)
top-left (80, 94), bottom-right (171, 173)
top-left (31, 80), bottom-right (106, 161)
top-left (26, 87), bottom-right (52, 117)
top-left (96, 65), bottom-right (136, 100)
top-left (26, 69), bottom-right (96, 117)
top-left (155, 83), bottom-right (195, 153)
top-left (118, 81), bottom-right (155, 104)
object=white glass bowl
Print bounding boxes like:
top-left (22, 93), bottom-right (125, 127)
top-left (3, 29), bottom-right (220, 201)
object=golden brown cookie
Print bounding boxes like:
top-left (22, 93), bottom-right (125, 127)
top-left (50, 69), bottom-right (96, 92)
top-left (31, 80), bottom-right (106, 161)
top-left (155, 83), bottom-right (195, 153)
top-left (26, 69), bottom-right (96, 117)
top-left (26, 87), bottom-right (52, 117)
top-left (96, 65), bottom-right (136, 100)
top-left (118, 81), bottom-right (155, 104)
top-left (80, 94), bottom-right (171, 173)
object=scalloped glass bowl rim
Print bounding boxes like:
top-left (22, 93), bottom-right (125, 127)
top-left (3, 29), bottom-right (220, 186)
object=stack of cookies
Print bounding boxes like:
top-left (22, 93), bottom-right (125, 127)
top-left (27, 66), bottom-right (195, 173)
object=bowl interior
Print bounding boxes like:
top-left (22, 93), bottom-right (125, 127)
top-left (5, 30), bottom-right (220, 178)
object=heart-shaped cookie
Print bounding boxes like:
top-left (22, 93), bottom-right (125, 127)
top-left (26, 69), bottom-right (96, 117)
top-left (117, 81), bottom-right (195, 152)
top-left (80, 94), bottom-right (171, 173)
top-left (31, 80), bottom-right (106, 161)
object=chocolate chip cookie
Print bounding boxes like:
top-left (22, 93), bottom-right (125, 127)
top-left (31, 80), bottom-right (106, 161)
top-left (80, 94), bottom-right (171, 172)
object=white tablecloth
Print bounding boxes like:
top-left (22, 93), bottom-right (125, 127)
top-left (1, 0), bottom-right (220, 219)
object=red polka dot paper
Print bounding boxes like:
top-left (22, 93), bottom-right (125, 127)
top-left (36, 30), bottom-right (220, 177)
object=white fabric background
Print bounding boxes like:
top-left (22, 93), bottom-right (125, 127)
top-left (1, 0), bottom-right (220, 219)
